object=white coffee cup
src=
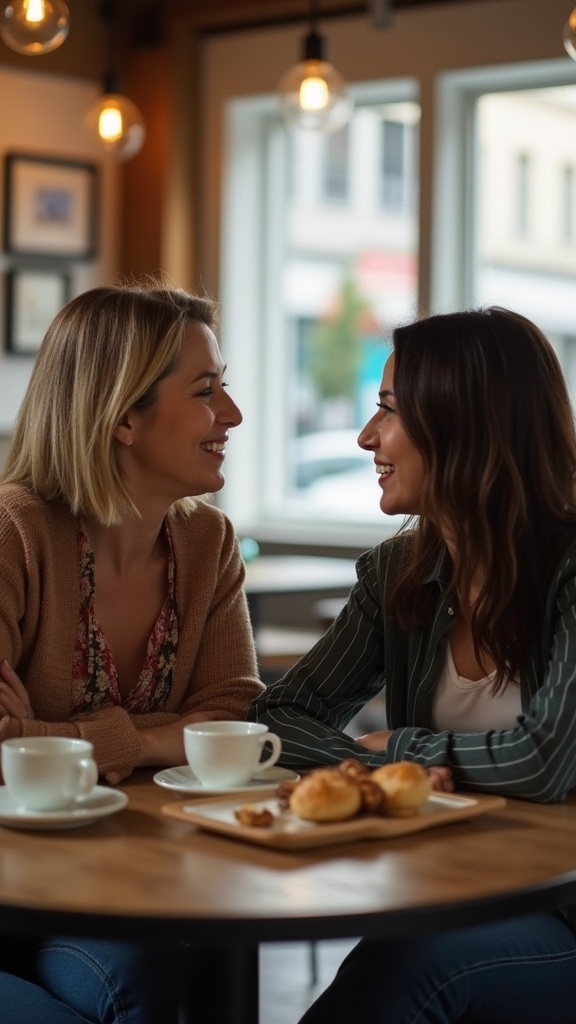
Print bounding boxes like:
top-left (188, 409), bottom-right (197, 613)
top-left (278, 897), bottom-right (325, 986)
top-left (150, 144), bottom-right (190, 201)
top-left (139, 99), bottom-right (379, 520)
top-left (183, 721), bottom-right (282, 788)
top-left (1, 737), bottom-right (99, 812)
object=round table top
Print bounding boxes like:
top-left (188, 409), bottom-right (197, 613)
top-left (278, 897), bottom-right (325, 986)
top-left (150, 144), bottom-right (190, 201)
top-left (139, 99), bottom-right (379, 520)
top-left (0, 772), bottom-right (574, 944)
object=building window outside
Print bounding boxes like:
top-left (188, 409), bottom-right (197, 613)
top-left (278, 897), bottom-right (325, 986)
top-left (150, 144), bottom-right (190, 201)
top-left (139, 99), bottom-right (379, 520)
top-left (474, 84), bottom-right (576, 395)
top-left (515, 152), bottom-right (531, 237)
top-left (560, 335), bottom-right (576, 404)
top-left (381, 118), bottom-right (417, 213)
top-left (382, 119), bottom-right (404, 210)
top-left (562, 164), bottom-right (575, 243)
top-left (322, 125), bottom-right (349, 203)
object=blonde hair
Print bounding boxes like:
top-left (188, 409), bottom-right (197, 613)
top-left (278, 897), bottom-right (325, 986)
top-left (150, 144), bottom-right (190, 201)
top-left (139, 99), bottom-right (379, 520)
top-left (1, 280), bottom-right (218, 525)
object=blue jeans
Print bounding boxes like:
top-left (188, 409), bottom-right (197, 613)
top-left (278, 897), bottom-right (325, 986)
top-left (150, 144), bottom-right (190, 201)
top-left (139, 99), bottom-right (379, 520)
top-left (0, 934), bottom-right (181, 1023)
top-left (299, 912), bottom-right (576, 1024)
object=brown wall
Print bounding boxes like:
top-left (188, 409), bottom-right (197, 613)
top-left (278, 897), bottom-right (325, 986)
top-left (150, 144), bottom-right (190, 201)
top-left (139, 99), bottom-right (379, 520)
top-left (121, 46), bottom-right (174, 278)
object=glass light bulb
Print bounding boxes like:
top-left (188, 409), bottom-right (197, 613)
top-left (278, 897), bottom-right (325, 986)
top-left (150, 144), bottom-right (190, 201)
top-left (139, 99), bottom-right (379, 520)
top-left (299, 75), bottom-right (329, 112)
top-left (0, 0), bottom-right (69, 55)
top-left (278, 58), bottom-right (354, 134)
top-left (24, 0), bottom-right (45, 24)
top-left (99, 106), bottom-right (123, 143)
top-left (564, 6), bottom-right (576, 61)
top-left (86, 93), bottom-right (146, 162)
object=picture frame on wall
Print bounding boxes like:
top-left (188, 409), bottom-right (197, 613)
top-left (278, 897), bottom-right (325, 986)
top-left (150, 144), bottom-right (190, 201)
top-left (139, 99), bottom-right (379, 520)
top-left (5, 267), bottom-right (70, 355)
top-left (3, 153), bottom-right (98, 260)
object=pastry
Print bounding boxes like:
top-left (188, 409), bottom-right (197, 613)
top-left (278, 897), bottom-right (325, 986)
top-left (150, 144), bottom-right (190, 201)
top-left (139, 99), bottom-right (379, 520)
top-left (354, 776), bottom-right (387, 814)
top-left (276, 779), bottom-right (299, 810)
top-left (289, 768), bottom-right (361, 822)
top-left (234, 804), bottom-right (275, 828)
top-left (371, 761), bottom-right (431, 817)
top-left (335, 758), bottom-right (371, 781)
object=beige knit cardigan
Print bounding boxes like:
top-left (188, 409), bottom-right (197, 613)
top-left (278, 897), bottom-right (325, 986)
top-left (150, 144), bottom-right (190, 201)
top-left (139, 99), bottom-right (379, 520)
top-left (0, 484), bottom-right (263, 783)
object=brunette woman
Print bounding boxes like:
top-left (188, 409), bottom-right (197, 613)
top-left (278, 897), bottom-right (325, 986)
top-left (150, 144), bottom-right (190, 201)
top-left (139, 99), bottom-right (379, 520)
top-left (251, 306), bottom-right (576, 1023)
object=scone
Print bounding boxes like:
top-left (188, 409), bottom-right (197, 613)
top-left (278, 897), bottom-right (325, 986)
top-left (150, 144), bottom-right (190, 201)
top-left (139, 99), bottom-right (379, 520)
top-left (289, 768), bottom-right (362, 822)
top-left (371, 761), bottom-right (431, 818)
top-left (336, 758), bottom-right (371, 781)
top-left (355, 776), bottom-right (386, 815)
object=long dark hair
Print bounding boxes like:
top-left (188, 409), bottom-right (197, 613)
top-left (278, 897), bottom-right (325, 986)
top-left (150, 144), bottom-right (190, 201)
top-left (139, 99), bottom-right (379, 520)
top-left (388, 306), bottom-right (576, 688)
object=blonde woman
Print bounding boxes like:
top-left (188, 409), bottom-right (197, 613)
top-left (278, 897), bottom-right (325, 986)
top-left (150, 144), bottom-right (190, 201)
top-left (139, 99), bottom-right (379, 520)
top-left (0, 281), bottom-right (262, 1023)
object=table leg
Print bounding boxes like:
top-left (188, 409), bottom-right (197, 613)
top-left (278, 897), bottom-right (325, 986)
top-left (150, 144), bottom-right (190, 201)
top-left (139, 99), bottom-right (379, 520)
top-left (179, 945), bottom-right (259, 1024)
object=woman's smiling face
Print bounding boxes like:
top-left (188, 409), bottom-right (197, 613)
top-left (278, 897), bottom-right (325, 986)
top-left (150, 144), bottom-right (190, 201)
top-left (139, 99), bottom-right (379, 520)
top-left (357, 352), bottom-right (426, 518)
top-left (114, 322), bottom-right (242, 510)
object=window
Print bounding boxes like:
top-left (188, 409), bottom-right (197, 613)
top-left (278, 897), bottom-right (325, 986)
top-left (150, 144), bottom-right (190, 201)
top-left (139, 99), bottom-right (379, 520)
top-left (434, 66), bottom-right (576, 399)
top-left (562, 165), bottom-right (575, 243)
top-left (515, 152), bottom-right (531, 237)
top-left (560, 336), bottom-right (576, 407)
top-left (381, 114), bottom-right (418, 214)
top-left (221, 83), bottom-right (419, 545)
top-left (221, 60), bottom-right (576, 547)
top-left (474, 84), bottom-right (576, 392)
top-left (322, 125), bottom-right (349, 203)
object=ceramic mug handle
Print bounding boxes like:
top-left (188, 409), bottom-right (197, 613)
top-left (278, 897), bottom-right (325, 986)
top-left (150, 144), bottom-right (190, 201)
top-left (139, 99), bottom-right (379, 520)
top-left (258, 732), bottom-right (282, 772)
top-left (66, 757), bottom-right (98, 800)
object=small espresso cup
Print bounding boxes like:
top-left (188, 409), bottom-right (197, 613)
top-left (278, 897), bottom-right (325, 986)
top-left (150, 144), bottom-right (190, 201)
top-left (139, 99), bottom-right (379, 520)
top-left (1, 737), bottom-right (99, 812)
top-left (183, 721), bottom-right (282, 788)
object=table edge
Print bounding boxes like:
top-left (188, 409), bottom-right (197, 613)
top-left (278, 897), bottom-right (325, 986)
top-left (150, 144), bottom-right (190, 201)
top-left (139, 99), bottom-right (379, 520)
top-left (2, 870), bottom-right (575, 945)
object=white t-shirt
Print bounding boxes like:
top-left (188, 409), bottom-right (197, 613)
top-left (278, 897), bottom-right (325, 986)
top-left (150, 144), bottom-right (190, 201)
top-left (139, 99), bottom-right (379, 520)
top-left (432, 643), bottom-right (522, 733)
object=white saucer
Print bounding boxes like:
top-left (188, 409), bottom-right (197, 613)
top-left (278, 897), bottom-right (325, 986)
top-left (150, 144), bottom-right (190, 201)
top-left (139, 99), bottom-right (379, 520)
top-left (153, 764), bottom-right (300, 795)
top-left (0, 785), bottom-right (128, 830)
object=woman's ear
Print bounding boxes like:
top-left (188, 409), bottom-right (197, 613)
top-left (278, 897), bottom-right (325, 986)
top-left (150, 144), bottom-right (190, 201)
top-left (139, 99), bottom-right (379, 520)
top-left (113, 412), bottom-right (135, 447)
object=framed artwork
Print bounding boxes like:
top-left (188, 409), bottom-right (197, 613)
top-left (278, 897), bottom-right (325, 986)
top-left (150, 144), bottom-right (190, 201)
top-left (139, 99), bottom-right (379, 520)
top-left (3, 153), bottom-right (98, 259)
top-left (5, 267), bottom-right (70, 355)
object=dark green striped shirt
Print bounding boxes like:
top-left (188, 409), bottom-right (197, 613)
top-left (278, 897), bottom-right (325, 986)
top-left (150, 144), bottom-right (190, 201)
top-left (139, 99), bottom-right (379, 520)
top-left (250, 535), bottom-right (576, 803)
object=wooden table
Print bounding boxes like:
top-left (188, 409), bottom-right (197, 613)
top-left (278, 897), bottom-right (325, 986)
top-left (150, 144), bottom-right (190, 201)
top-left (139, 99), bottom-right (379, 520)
top-left (0, 772), bottom-right (575, 1024)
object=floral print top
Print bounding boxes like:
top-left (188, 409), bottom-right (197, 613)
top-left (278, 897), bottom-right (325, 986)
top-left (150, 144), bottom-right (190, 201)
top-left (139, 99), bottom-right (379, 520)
top-left (71, 522), bottom-right (178, 715)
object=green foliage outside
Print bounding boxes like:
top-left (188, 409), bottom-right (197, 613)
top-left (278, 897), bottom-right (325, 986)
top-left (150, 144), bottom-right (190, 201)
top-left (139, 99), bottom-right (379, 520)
top-left (307, 271), bottom-right (372, 401)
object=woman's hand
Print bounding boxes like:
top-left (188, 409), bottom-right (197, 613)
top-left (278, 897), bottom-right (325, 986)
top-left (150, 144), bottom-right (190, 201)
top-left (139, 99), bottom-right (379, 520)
top-left (136, 709), bottom-right (216, 768)
top-left (356, 729), bottom-right (392, 752)
top-left (0, 660), bottom-right (35, 719)
top-left (356, 730), bottom-right (454, 792)
top-left (425, 765), bottom-right (454, 792)
top-left (180, 711), bottom-right (214, 725)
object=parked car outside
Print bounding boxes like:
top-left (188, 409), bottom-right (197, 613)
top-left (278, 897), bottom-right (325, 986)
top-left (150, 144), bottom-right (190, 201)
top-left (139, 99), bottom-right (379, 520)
top-left (290, 429), bottom-right (404, 525)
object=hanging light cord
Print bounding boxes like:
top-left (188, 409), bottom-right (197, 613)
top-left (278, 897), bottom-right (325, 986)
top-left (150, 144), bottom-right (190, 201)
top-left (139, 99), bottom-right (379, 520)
top-left (309, 0), bottom-right (320, 32)
top-left (305, 0), bottom-right (325, 62)
top-left (99, 0), bottom-right (121, 93)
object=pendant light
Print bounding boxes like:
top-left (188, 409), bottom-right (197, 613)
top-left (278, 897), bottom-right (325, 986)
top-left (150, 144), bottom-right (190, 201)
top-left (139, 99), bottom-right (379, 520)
top-left (85, 0), bottom-right (145, 162)
top-left (277, 0), bottom-right (353, 134)
top-left (0, 0), bottom-right (69, 56)
top-left (564, 5), bottom-right (576, 60)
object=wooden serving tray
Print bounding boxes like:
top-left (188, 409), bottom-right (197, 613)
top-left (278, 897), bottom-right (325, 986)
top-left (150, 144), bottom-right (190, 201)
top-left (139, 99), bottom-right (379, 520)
top-left (162, 790), bottom-right (507, 850)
